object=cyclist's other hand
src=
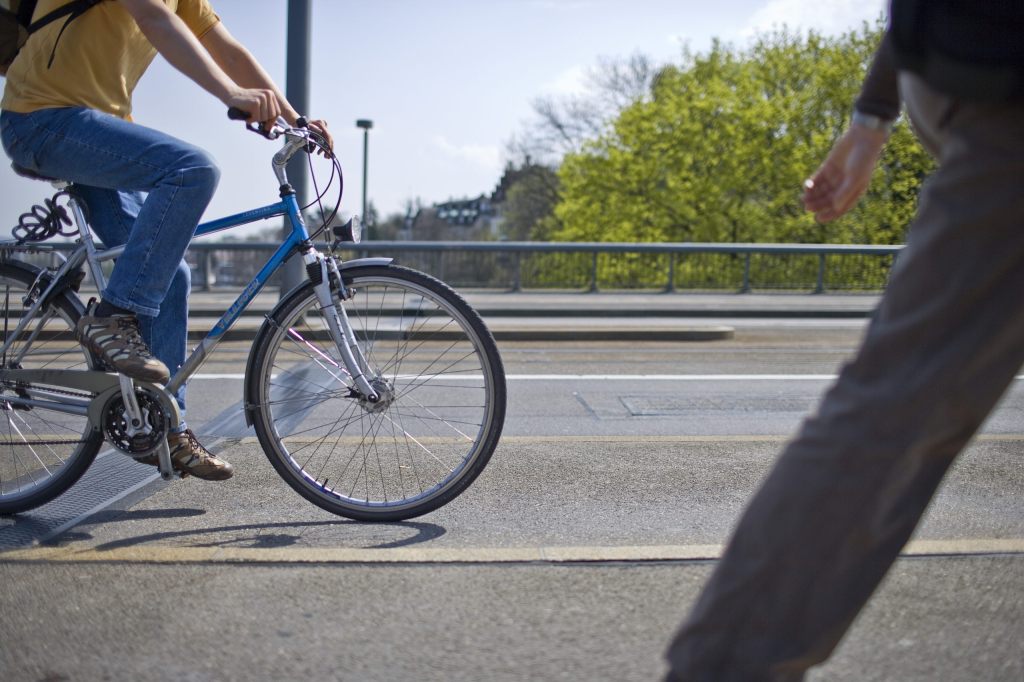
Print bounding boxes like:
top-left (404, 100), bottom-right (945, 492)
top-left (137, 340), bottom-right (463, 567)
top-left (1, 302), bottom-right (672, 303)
top-left (308, 119), bottom-right (333, 156)
top-left (225, 88), bottom-right (280, 127)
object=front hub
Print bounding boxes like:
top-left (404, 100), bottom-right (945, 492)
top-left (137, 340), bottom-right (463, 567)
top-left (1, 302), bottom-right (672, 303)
top-left (358, 376), bottom-right (395, 414)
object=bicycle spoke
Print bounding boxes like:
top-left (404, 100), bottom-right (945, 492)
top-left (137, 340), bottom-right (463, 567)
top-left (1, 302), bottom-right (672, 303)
top-left (0, 266), bottom-right (100, 512)
top-left (251, 266), bottom-right (504, 520)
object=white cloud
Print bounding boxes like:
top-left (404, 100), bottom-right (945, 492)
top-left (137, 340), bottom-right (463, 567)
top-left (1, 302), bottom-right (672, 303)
top-left (542, 65), bottom-right (589, 96)
top-left (742, 0), bottom-right (884, 38)
top-left (432, 136), bottom-right (502, 171)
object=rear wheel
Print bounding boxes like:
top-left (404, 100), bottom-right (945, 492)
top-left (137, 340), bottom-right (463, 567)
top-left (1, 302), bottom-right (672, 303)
top-left (247, 264), bottom-right (506, 521)
top-left (0, 261), bottom-right (102, 515)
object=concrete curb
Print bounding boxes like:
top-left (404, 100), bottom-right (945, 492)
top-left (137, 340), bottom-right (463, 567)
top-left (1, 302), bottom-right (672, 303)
top-left (186, 308), bottom-right (870, 320)
top-left (187, 323), bottom-right (736, 343)
top-left (178, 291), bottom-right (875, 342)
top-left (471, 326), bottom-right (734, 342)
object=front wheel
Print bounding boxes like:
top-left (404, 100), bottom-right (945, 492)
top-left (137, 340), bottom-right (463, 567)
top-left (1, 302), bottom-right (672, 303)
top-left (246, 264), bottom-right (506, 521)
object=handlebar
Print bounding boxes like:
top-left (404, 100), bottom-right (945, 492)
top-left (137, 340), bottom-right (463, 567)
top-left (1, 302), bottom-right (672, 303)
top-left (225, 109), bottom-right (346, 242)
top-left (226, 108), bottom-right (334, 195)
top-left (226, 107), bottom-right (309, 140)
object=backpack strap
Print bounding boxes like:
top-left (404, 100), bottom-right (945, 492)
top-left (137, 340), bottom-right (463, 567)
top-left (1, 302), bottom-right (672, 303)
top-left (27, 0), bottom-right (103, 33)
top-left (28, 0), bottom-right (104, 69)
top-left (16, 1), bottom-right (40, 27)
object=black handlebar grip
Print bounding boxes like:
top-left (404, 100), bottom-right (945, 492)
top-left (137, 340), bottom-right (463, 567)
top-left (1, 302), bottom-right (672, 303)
top-left (295, 116), bottom-right (309, 128)
top-left (227, 107), bottom-right (250, 121)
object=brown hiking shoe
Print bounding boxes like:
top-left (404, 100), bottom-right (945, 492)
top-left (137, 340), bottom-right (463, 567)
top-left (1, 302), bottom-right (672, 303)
top-left (165, 429), bottom-right (234, 480)
top-left (75, 304), bottom-right (170, 384)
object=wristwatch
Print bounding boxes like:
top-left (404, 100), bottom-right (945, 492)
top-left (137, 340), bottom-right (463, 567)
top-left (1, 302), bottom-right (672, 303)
top-left (852, 110), bottom-right (895, 136)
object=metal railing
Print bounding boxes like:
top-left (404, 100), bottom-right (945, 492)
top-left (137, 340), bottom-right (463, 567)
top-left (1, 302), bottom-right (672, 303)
top-left (185, 241), bottom-right (902, 294)
top-left (7, 241), bottom-right (903, 294)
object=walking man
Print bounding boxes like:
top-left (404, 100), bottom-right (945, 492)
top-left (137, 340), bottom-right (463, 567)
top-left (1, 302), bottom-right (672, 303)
top-left (665, 2), bottom-right (1024, 679)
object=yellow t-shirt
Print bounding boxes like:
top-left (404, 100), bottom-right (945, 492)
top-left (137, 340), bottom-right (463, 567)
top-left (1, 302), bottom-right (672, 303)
top-left (1, 0), bottom-right (219, 119)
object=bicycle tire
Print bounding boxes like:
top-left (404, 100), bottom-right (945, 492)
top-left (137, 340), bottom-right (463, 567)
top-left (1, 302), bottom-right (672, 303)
top-left (246, 263), bottom-right (506, 521)
top-left (0, 261), bottom-right (103, 515)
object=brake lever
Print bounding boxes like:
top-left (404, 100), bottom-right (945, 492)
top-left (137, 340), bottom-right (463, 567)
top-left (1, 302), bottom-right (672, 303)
top-left (227, 109), bottom-right (323, 153)
top-left (227, 107), bottom-right (283, 140)
top-left (249, 121), bottom-right (281, 140)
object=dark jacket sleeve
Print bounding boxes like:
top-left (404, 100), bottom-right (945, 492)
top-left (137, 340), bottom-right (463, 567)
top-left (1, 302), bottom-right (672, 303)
top-left (854, 32), bottom-right (901, 121)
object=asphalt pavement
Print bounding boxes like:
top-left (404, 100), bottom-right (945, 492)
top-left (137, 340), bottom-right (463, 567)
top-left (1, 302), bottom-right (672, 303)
top-left (3, 294), bottom-right (1019, 682)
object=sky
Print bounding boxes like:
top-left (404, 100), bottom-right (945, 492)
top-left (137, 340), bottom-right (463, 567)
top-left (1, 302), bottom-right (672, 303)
top-left (0, 0), bottom-right (885, 239)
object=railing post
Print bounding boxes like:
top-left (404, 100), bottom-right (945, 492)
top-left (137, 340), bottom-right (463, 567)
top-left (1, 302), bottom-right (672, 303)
top-left (666, 252), bottom-right (676, 293)
top-left (588, 252), bottom-right (598, 292)
top-left (202, 248), bottom-right (214, 291)
top-left (512, 251), bottom-right (522, 292)
top-left (741, 253), bottom-right (751, 293)
top-left (815, 253), bottom-right (826, 294)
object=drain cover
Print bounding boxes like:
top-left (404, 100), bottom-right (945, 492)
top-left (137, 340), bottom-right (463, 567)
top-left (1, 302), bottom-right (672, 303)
top-left (620, 395), bottom-right (815, 416)
top-left (0, 451), bottom-right (159, 551)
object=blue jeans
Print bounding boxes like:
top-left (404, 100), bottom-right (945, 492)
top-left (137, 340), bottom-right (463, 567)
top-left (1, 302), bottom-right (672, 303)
top-left (1, 107), bottom-right (220, 419)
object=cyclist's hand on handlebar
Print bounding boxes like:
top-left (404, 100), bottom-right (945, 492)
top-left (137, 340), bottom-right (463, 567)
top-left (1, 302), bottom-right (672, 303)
top-left (225, 88), bottom-right (280, 129)
top-left (307, 119), bottom-right (333, 157)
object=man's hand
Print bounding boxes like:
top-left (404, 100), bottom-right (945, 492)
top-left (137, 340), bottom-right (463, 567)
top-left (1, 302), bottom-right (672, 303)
top-left (307, 119), bottom-right (333, 156)
top-left (198, 24), bottom-right (332, 153)
top-left (225, 88), bottom-right (280, 127)
top-left (803, 124), bottom-right (888, 222)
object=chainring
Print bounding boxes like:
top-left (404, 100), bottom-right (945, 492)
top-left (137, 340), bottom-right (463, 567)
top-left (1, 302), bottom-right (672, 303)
top-left (102, 389), bottom-right (169, 457)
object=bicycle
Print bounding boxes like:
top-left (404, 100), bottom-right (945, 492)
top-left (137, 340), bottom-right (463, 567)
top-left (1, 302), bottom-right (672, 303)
top-left (0, 112), bottom-right (506, 522)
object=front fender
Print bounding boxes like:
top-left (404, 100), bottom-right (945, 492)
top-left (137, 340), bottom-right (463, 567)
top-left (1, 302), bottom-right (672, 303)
top-left (339, 257), bottom-right (394, 272)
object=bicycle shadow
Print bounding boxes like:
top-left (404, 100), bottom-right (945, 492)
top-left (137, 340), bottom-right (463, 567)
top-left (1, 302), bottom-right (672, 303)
top-left (52, 507), bottom-right (447, 552)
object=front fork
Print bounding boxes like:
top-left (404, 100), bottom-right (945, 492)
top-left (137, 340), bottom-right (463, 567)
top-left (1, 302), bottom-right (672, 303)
top-left (303, 250), bottom-right (379, 404)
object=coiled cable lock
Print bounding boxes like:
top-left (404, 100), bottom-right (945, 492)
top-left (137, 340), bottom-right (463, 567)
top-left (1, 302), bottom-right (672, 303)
top-left (12, 192), bottom-right (78, 244)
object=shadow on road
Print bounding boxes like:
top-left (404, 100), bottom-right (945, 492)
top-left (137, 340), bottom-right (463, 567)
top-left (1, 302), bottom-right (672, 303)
top-left (44, 507), bottom-right (447, 552)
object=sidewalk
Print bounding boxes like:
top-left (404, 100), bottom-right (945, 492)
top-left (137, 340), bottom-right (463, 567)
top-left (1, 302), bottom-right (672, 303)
top-left (178, 289), bottom-right (880, 342)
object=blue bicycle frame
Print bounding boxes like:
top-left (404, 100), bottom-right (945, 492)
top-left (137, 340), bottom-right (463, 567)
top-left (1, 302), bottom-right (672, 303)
top-left (166, 193), bottom-right (388, 398)
top-left (0, 120), bottom-right (401, 485)
top-left (194, 194), bottom-right (307, 339)
top-left (164, 191), bottom-right (309, 396)
top-left (2, 120), bottom-right (390, 413)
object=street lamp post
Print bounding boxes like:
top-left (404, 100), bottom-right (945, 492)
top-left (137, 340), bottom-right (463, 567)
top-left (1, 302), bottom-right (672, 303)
top-left (282, 0), bottom-right (311, 294)
top-left (356, 119), bottom-right (373, 239)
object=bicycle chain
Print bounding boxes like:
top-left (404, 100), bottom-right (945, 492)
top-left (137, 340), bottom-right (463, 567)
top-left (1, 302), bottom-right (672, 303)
top-left (0, 437), bottom-right (88, 446)
top-left (0, 383), bottom-right (93, 446)
top-left (1, 382), bottom-right (93, 400)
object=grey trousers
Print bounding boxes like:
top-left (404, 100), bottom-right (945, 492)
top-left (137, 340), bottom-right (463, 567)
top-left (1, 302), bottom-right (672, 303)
top-left (665, 77), bottom-right (1024, 681)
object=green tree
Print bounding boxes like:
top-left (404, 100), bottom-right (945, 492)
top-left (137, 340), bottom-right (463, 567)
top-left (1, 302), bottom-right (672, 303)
top-left (494, 162), bottom-right (562, 241)
top-left (553, 23), bottom-right (933, 248)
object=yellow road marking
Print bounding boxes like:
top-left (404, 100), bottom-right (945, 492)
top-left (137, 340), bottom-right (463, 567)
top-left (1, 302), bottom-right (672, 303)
top-left (498, 434), bottom-right (1024, 444)
top-left (222, 434), bottom-right (1024, 445)
top-left (3, 538), bottom-right (1022, 565)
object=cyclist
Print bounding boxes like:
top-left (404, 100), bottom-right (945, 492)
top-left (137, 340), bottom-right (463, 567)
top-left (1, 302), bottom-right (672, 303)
top-left (0, 0), bottom-right (332, 480)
